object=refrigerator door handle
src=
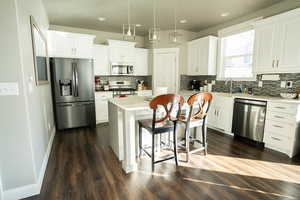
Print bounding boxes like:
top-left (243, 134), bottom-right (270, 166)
top-left (75, 62), bottom-right (79, 97)
top-left (72, 62), bottom-right (76, 97)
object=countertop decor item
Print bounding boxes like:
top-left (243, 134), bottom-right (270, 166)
top-left (280, 93), bottom-right (297, 99)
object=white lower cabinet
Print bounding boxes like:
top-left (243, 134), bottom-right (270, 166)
top-left (136, 90), bottom-right (152, 97)
top-left (263, 102), bottom-right (300, 157)
top-left (95, 92), bottom-right (113, 123)
top-left (207, 94), bottom-right (234, 134)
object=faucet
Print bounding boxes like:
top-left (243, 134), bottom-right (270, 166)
top-left (225, 79), bottom-right (233, 94)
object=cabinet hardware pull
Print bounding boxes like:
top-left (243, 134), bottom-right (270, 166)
top-left (275, 106), bottom-right (285, 109)
top-left (272, 60), bottom-right (275, 68)
top-left (271, 136), bottom-right (281, 141)
top-left (276, 60), bottom-right (279, 68)
top-left (274, 115), bottom-right (284, 119)
top-left (273, 124), bottom-right (283, 128)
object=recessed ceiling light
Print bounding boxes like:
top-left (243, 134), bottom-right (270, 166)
top-left (135, 24), bottom-right (142, 27)
top-left (98, 17), bottom-right (106, 21)
top-left (221, 12), bottom-right (230, 17)
top-left (179, 19), bottom-right (187, 24)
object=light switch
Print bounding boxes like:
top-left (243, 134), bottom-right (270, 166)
top-left (0, 82), bottom-right (19, 96)
top-left (280, 81), bottom-right (286, 88)
top-left (258, 81), bottom-right (263, 87)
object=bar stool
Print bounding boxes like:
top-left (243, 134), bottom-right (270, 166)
top-left (138, 94), bottom-right (185, 171)
top-left (178, 93), bottom-right (213, 162)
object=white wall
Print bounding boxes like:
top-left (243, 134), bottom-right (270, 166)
top-left (50, 24), bottom-right (146, 48)
top-left (0, 0), bottom-right (36, 191)
top-left (144, 29), bottom-right (198, 75)
top-left (0, 0), bottom-right (54, 199)
top-left (197, 0), bottom-right (300, 37)
top-left (16, 0), bottom-right (55, 178)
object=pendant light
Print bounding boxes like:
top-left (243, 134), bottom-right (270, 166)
top-left (169, 0), bottom-right (182, 43)
top-left (148, 0), bottom-right (160, 43)
top-left (123, 0), bottom-right (136, 41)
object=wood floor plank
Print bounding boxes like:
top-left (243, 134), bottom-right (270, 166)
top-left (23, 124), bottom-right (300, 200)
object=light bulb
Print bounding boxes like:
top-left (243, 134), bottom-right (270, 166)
top-left (153, 33), bottom-right (157, 40)
top-left (127, 28), bottom-right (132, 36)
top-left (173, 37), bottom-right (177, 42)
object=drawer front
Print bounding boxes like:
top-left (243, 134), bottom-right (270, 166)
top-left (266, 111), bottom-right (296, 124)
top-left (267, 102), bottom-right (297, 115)
top-left (265, 120), bottom-right (295, 138)
top-left (95, 92), bottom-right (113, 100)
top-left (264, 133), bottom-right (290, 150)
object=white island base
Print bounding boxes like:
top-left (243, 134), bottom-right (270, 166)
top-left (108, 96), bottom-right (203, 173)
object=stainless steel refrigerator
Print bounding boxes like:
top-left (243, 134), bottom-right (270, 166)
top-left (50, 58), bottom-right (96, 130)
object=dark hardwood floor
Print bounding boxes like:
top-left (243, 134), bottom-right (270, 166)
top-left (24, 123), bottom-right (300, 200)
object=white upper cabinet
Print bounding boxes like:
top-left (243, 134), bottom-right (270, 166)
top-left (187, 36), bottom-right (217, 75)
top-left (93, 45), bottom-right (110, 75)
top-left (48, 30), bottom-right (95, 59)
top-left (254, 8), bottom-right (300, 74)
top-left (107, 40), bottom-right (136, 64)
top-left (134, 48), bottom-right (149, 75)
top-left (277, 16), bottom-right (300, 71)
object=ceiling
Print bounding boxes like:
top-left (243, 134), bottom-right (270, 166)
top-left (43, 0), bottom-right (283, 35)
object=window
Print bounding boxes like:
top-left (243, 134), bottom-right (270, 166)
top-left (218, 22), bottom-right (256, 80)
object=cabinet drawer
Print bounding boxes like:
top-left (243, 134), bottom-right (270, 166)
top-left (266, 111), bottom-right (296, 124)
top-left (267, 102), bottom-right (297, 115)
top-left (264, 121), bottom-right (295, 138)
top-left (95, 92), bottom-right (113, 100)
top-left (264, 133), bottom-right (290, 151)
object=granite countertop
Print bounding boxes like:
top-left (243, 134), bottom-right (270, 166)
top-left (109, 90), bottom-right (300, 111)
top-left (109, 96), bottom-right (150, 111)
top-left (179, 90), bottom-right (300, 104)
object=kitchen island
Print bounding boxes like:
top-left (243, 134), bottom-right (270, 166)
top-left (108, 96), bottom-right (153, 173)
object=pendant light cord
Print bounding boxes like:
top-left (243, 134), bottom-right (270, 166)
top-left (128, 0), bottom-right (130, 26)
top-left (153, 0), bottom-right (156, 28)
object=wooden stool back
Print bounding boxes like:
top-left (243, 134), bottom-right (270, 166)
top-left (150, 94), bottom-right (185, 126)
top-left (186, 93), bottom-right (213, 122)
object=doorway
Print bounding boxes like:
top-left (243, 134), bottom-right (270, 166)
top-left (152, 48), bottom-right (179, 94)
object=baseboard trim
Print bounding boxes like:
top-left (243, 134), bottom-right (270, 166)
top-left (2, 127), bottom-right (56, 200)
top-left (37, 127), bottom-right (56, 189)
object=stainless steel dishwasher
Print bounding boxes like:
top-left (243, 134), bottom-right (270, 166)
top-left (232, 98), bottom-right (267, 143)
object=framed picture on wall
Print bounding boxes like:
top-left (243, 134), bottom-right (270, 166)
top-left (30, 15), bottom-right (49, 85)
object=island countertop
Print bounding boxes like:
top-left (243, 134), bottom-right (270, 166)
top-left (108, 96), bottom-right (151, 111)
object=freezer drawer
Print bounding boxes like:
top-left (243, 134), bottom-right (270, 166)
top-left (55, 102), bottom-right (96, 130)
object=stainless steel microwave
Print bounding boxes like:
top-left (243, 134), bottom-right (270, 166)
top-left (111, 63), bottom-right (134, 75)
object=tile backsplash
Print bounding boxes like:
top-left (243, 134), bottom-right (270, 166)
top-left (95, 75), bottom-right (152, 89)
top-left (180, 74), bottom-right (300, 97)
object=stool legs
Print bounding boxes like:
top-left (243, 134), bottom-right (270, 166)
top-left (185, 125), bottom-right (191, 162)
top-left (151, 134), bottom-right (155, 172)
top-left (173, 123), bottom-right (178, 166)
top-left (139, 125), bottom-right (143, 157)
top-left (202, 123), bottom-right (208, 156)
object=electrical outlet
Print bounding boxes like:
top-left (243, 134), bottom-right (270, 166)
top-left (258, 81), bottom-right (263, 88)
top-left (211, 80), bottom-right (216, 85)
top-left (280, 81), bottom-right (286, 88)
top-left (286, 81), bottom-right (293, 88)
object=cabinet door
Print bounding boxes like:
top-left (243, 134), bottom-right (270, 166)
top-left (217, 97), bottom-right (234, 133)
top-left (73, 36), bottom-right (93, 59)
top-left (93, 45), bottom-right (110, 75)
top-left (277, 17), bottom-right (300, 72)
top-left (48, 31), bottom-right (70, 58)
top-left (198, 39), bottom-right (209, 75)
top-left (135, 48), bottom-right (148, 75)
top-left (187, 42), bottom-right (198, 75)
top-left (96, 100), bottom-right (108, 123)
top-left (254, 24), bottom-right (278, 73)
